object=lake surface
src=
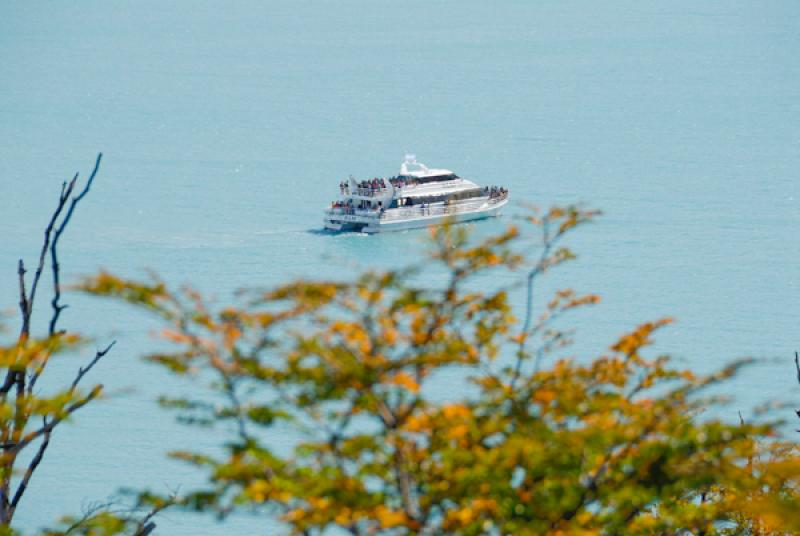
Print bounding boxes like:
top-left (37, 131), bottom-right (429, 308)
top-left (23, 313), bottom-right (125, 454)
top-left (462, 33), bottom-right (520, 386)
top-left (1, 1), bottom-right (799, 533)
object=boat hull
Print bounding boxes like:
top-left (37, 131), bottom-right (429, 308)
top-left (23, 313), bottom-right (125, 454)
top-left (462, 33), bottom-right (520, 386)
top-left (324, 198), bottom-right (508, 233)
top-left (365, 198), bottom-right (506, 233)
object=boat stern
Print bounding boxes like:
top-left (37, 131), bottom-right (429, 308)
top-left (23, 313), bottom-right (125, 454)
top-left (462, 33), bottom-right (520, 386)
top-left (323, 209), bottom-right (380, 233)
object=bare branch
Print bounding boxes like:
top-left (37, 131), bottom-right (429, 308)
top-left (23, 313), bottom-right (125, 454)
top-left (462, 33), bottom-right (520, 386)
top-left (28, 175), bottom-right (78, 337)
top-left (795, 352), bottom-right (800, 433)
top-left (25, 155), bottom-right (105, 393)
top-left (17, 260), bottom-right (29, 339)
top-left (71, 341), bottom-right (116, 393)
top-left (795, 351), bottom-right (799, 386)
top-left (26, 351), bottom-right (50, 395)
top-left (49, 154), bottom-right (103, 336)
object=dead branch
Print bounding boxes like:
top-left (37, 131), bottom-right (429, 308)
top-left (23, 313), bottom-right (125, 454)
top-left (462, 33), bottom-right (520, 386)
top-left (71, 342), bottom-right (116, 393)
top-left (795, 352), bottom-right (799, 386)
top-left (49, 154), bottom-right (103, 337)
top-left (17, 261), bottom-right (28, 340)
top-left (30, 175), bottom-right (78, 337)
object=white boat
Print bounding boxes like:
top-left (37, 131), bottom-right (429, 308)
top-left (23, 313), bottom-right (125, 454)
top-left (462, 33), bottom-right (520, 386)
top-left (323, 155), bottom-right (509, 233)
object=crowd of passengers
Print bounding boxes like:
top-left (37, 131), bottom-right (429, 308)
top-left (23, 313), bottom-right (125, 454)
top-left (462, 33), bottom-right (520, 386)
top-left (339, 176), bottom-right (427, 195)
top-left (487, 186), bottom-right (508, 198)
top-left (388, 176), bottom-right (416, 188)
top-left (332, 183), bottom-right (507, 213)
top-left (339, 178), bottom-right (390, 195)
top-left (330, 199), bottom-right (385, 215)
top-left (330, 200), bottom-right (354, 213)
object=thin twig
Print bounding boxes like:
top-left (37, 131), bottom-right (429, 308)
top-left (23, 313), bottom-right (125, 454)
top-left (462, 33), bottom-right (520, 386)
top-left (59, 501), bottom-right (115, 535)
top-left (71, 341), bottom-right (116, 393)
top-left (510, 221), bottom-right (553, 389)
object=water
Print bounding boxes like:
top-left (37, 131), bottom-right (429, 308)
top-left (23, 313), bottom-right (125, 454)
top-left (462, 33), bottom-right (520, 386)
top-left (1, 1), bottom-right (799, 533)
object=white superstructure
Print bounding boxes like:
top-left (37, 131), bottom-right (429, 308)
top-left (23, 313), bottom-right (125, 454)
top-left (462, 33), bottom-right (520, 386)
top-left (323, 155), bottom-right (509, 233)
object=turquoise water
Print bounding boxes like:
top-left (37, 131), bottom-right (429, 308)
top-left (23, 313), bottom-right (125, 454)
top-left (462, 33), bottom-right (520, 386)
top-left (1, 1), bottom-right (799, 533)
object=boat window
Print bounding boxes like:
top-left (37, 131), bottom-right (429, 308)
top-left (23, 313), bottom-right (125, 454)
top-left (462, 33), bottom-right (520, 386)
top-left (395, 173), bottom-right (459, 185)
top-left (417, 173), bottom-right (459, 184)
top-left (401, 188), bottom-right (484, 205)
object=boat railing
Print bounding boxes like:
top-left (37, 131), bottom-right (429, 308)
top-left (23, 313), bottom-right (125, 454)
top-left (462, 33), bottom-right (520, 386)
top-left (326, 206), bottom-right (381, 217)
top-left (357, 187), bottom-right (389, 197)
top-left (339, 187), bottom-right (391, 197)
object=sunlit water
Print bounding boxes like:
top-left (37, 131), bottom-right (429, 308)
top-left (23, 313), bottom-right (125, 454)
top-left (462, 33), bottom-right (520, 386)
top-left (1, 1), bottom-right (799, 533)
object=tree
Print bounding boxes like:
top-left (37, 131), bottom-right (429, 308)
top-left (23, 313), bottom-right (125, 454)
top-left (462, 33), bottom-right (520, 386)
top-left (81, 207), bottom-right (800, 535)
top-left (0, 156), bottom-right (169, 535)
top-left (0, 154), bottom-right (112, 534)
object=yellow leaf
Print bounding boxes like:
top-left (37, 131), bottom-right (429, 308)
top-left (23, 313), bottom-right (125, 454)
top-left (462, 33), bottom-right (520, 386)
top-left (389, 371), bottom-right (419, 393)
top-left (375, 505), bottom-right (407, 528)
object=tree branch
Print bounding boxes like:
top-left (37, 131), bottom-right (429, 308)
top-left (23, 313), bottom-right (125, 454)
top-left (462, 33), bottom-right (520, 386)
top-left (9, 419), bottom-right (51, 514)
top-left (510, 221), bottom-right (553, 390)
top-left (49, 154), bottom-right (103, 337)
top-left (132, 498), bottom-right (174, 536)
top-left (17, 260), bottom-right (29, 340)
top-left (59, 500), bottom-right (115, 535)
top-left (71, 341), bottom-right (116, 393)
top-left (221, 374), bottom-right (249, 443)
top-left (391, 438), bottom-right (419, 520)
top-left (0, 154), bottom-right (106, 526)
top-left (795, 352), bottom-right (799, 433)
top-left (794, 351), bottom-right (799, 386)
top-left (29, 175), bottom-right (77, 337)
top-left (7, 367), bottom-right (106, 455)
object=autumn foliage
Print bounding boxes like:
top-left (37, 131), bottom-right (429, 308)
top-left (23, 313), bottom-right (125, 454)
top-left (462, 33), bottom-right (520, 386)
top-left (80, 207), bottom-right (800, 535)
